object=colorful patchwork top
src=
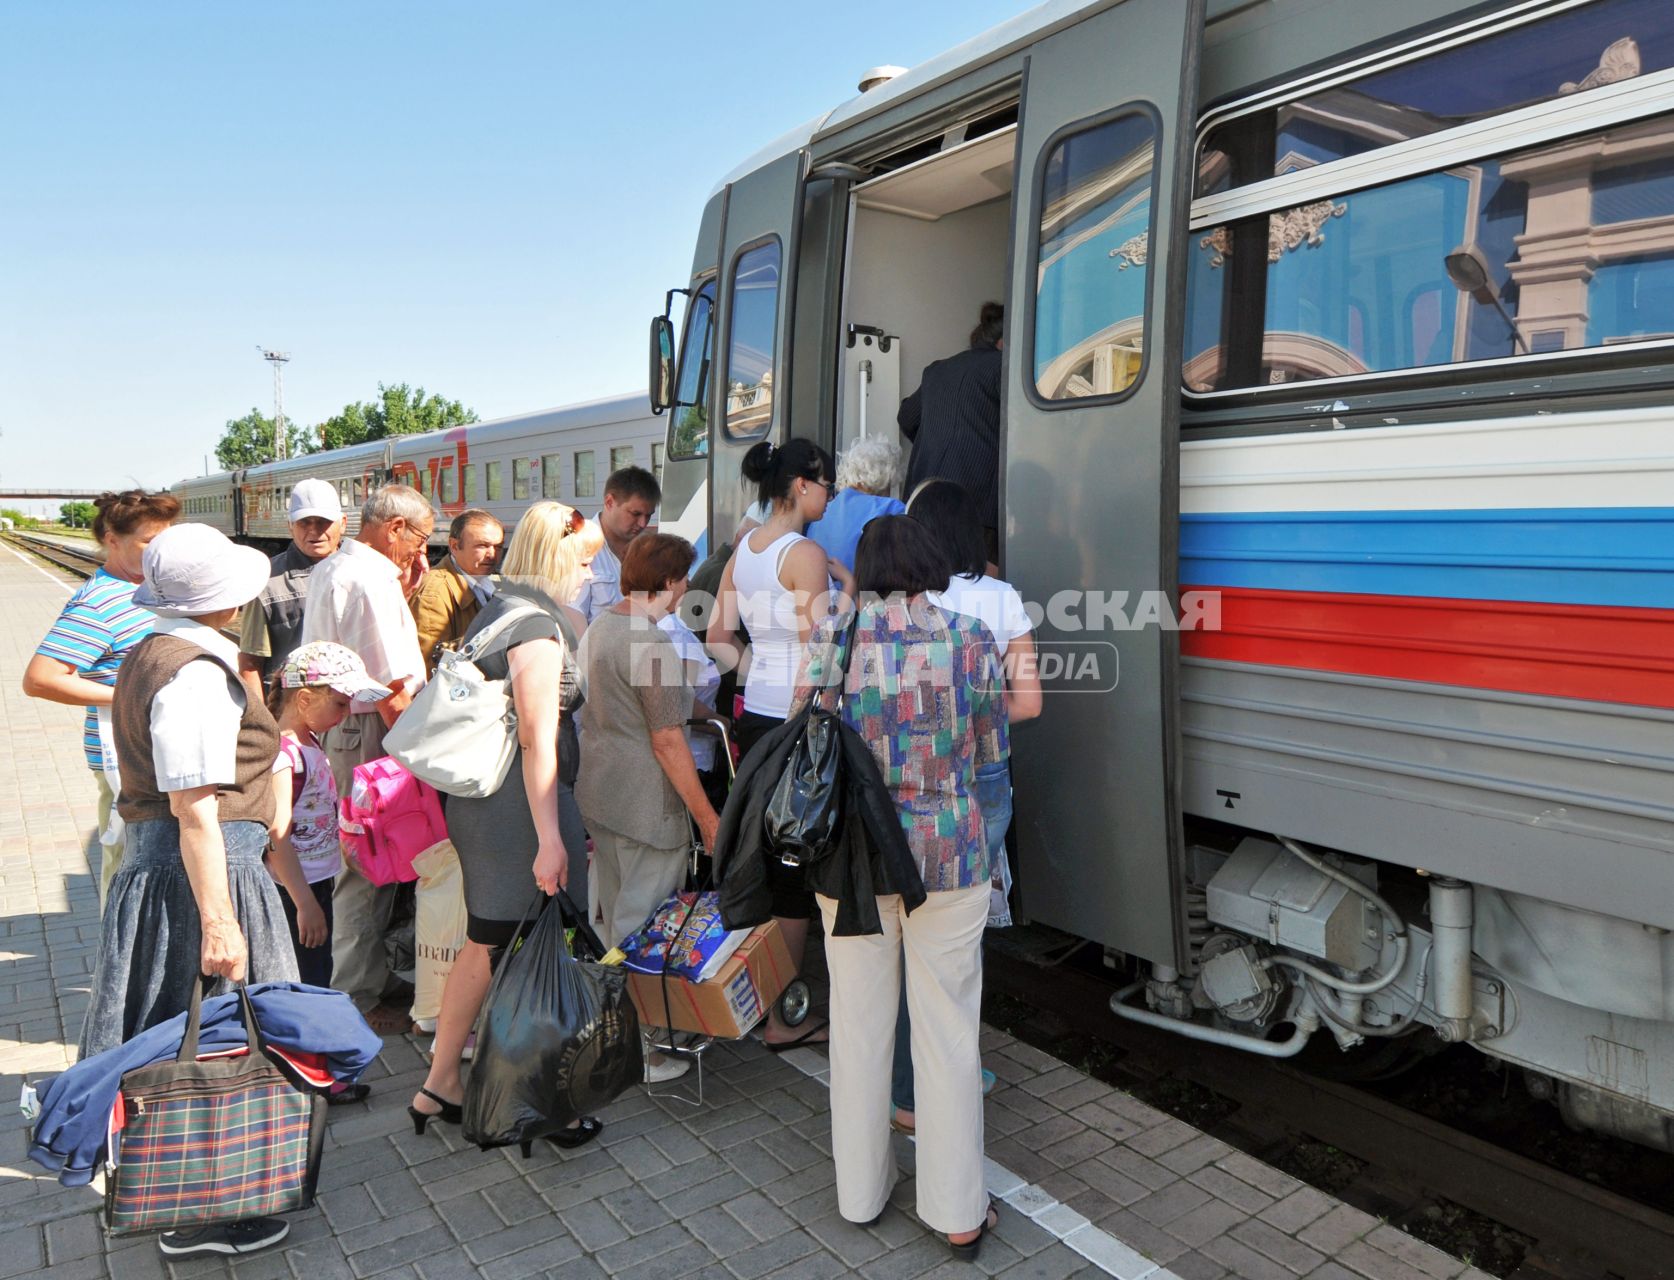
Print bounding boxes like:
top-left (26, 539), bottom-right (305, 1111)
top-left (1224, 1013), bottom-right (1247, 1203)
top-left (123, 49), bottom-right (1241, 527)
top-left (794, 596), bottom-right (1007, 892)
top-left (33, 568), bottom-right (155, 771)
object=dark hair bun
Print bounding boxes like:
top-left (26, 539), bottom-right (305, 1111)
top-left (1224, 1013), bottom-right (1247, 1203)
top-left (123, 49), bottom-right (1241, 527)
top-left (740, 441), bottom-right (776, 484)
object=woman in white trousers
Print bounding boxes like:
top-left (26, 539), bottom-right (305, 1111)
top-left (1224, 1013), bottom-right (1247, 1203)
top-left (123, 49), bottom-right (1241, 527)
top-left (792, 516), bottom-right (1008, 1261)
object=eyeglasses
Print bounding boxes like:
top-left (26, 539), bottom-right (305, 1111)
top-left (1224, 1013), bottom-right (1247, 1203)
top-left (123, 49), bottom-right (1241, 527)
top-left (819, 481), bottom-right (836, 498)
top-left (561, 507), bottom-right (585, 535)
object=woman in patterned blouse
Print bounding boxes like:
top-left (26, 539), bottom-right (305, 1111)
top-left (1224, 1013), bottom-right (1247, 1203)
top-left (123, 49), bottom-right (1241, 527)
top-left (791, 515), bottom-right (1006, 1260)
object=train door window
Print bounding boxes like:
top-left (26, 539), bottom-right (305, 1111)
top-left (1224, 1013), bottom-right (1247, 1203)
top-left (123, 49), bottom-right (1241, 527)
top-left (651, 441), bottom-right (664, 483)
top-left (541, 454), bottom-right (563, 499)
top-left (670, 280), bottom-right (716, 458)
top-left (485, 461), bottom-right (503, 502)
top-left (723, 239), bottom-right (781, 439)
top-left (417, 468), bottom-right (433, 500)
top-left (513, 458), bottom-right (533, 501)
top-left (462, 464), bottom-right (477, 502)
top-left (1031, 112), bottom-right (1160, 402)
top-left (610, 445), bottom-right (636, 473)
top-left (439, 464), bottom-right (456, 505)
top-left (574, 450), bottom-right (596, 499)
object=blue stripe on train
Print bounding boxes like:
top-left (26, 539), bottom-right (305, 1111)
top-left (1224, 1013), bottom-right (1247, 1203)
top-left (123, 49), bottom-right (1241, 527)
top-left (1180, 507), bottom-right (1674, 610)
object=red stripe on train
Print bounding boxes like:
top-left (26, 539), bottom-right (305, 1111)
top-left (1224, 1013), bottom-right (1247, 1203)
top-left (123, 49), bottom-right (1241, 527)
top-left (1179, 586), bottom-right (1674, 710)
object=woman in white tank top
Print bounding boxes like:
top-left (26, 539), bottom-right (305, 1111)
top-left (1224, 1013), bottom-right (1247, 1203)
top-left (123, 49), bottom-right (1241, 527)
top-left (708, 437), bottom-right (854, 1047)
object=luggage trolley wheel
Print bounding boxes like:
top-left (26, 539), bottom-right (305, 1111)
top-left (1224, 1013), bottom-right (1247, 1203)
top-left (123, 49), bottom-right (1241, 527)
top-left (777, 978), bottom-right (813, 1028)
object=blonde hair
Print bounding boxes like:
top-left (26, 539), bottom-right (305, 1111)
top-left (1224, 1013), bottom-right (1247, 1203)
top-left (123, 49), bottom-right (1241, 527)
top-left (499, 501), bottom-right (587, 604)
top-left (574, 519), bottom-right (605, 562)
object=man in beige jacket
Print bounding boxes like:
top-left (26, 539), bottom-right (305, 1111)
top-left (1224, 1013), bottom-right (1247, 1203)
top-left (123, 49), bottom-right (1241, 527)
top-left (409, 508), bottom-right (503, 676)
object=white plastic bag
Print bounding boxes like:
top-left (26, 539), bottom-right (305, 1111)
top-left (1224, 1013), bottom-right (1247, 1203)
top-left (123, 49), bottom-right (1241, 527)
top-left (411, 840), bottom-right (468, 1026)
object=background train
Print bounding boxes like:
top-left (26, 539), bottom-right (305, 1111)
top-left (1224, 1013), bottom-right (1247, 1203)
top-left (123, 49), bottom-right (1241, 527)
top-left (172, 393), bottom-right (662, 548)
top-left (647, 0), bottom-right (1674, 1151)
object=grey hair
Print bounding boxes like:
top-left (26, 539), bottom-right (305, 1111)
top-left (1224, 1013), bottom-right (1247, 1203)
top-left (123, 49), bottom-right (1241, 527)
top-left (361, 484), bottom-right (432, 528)
top-left (835, 437), bottom-right (904, 495)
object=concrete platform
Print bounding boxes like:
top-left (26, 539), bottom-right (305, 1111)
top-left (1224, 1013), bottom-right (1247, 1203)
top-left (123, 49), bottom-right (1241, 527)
top-left (0, 548), bottom-right (1494, 1280)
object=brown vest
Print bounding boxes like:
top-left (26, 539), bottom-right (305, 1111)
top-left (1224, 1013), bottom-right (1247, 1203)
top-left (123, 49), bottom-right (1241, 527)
top-left (113, 634), bottom-right (280, 826)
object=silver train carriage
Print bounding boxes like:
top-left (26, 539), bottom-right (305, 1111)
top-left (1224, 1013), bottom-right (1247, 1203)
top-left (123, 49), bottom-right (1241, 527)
top-left (647, 0), bottom-right (1674, 1149)
top-left (173, 394), bottom-right (665, 548)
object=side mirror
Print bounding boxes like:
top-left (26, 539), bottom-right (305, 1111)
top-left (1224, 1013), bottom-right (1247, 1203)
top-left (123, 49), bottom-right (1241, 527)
top-left (649, 315), bottom-right (676, 415)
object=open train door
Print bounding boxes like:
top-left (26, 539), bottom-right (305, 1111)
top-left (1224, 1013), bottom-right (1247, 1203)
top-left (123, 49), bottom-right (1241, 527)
top-left (1003, 0), bottom-right (1205, 968)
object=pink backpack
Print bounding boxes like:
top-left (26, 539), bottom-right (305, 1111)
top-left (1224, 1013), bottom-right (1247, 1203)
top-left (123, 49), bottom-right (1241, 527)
top-left (338, 756), bottom-right (447, 886)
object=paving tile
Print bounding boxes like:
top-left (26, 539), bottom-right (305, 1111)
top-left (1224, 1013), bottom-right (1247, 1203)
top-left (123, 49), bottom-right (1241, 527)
top-left (1252, 1184), bottom-right (1333, 1232)
top-left (478, 1235), bottom-right (584, 1280)
top-left (1167, 1250), bottom-right (1231, 1280)
top-left (991, 1241), bottom-right (1102, 1279)
top-left (687, 1204), bottom-right (763, 1258)
top-left (726, 1189), bottom-right (799, 1242)
top-left (1232, 1217), bottom-right (1328, 1273)
top-left (1129, 1179), bottom-right (1214, 1227)
top-left (723, 1228), bottom-right (821, 1279)
top-left (346, 1223), bottom-right (455, 1278)
top-left (1297, 1203), bottom-right (1380, 1255)
top-left (1161, 1194), bottom-right (1248, 1248)
top-left (555, 1198), bottom-right (630, 1254)
top-left (1213, 1151), bottom-right (1303, 1200)
top-left (1335, 1240), bottom-right (1437, 1280)
top-left (1200, 1234), bottom-right (1297, 1280)
top-left (1363, 1225), bottom-right (1464, 1280)
top-left (1061, 1224), bottom-right (1158, 1280)
top-left (591, 1221), bottom-right (696, 1273)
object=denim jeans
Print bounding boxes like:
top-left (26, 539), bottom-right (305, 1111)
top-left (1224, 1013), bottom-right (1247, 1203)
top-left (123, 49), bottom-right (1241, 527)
top-left (893, 760), bottom-right (1013, 1113)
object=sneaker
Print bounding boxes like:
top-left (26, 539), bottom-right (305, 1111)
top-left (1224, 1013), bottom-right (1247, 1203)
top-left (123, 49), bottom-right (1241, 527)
top-left (157, 1217), bottom-right (290, 1257)
top-left (643, 1055), bottom-right (692, 1084)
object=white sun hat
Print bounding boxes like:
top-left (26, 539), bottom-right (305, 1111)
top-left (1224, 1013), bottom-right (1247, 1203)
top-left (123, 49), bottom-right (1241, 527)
top-left (134, 523), bottom-right (272, 618)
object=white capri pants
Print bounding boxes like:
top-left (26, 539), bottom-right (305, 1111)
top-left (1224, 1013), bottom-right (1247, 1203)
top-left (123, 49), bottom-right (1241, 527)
top-left (817, 885), bottom-right (989, 1234)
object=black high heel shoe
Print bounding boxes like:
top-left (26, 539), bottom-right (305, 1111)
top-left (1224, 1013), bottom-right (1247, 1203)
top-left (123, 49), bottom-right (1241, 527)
top-left (407, 1088), bottom-right (462, 1135)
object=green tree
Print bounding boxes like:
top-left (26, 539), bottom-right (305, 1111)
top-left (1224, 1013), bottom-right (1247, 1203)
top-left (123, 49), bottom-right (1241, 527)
top-left (312, 383), bottom-right (478, 452)
top-left (60, 501), bottom-right (98, 528)
top-left (0, 507), bottom-right (39, 529)
top-left (215, 408), bottom-right (311, 470)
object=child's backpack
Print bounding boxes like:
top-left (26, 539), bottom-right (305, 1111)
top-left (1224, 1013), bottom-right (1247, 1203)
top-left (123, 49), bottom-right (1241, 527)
top-left (338, 756), bottom-right (447, 886)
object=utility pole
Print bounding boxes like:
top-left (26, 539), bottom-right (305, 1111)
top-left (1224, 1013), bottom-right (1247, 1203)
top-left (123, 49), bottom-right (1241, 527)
top-left (258, 347), bottom-right (291, 461)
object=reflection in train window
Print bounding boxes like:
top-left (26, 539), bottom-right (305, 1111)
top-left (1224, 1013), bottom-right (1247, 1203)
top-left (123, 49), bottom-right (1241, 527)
top-left (513, 458), bottom-right (533, 501)
top-left (651, 442), bottom-right (664, 483)
top-left (610, 445), bottom-right (636, 474)
top-left (1033, 112), bottom-right (1159, 401)
top-left (670, 280), bottom-right (716, 458)
top-left (1184, 112), bottom-right (1674, 392)
top-left (439, 465), bottom-right (456, 505)
top-left (1198, 0), bottom-right (1674, 197)
top-left (417, 469), bottom-right (433, 499)
top-left (461, 465), bottom-right (476, 503)
top-left (724, 240), bottom-right (780, 439)
top-left (485, 461), bottom-right (503, 502)
top-left (574, 450), bottom-right (596, 499)
top-left (542, 454), bottom-right (563, 499)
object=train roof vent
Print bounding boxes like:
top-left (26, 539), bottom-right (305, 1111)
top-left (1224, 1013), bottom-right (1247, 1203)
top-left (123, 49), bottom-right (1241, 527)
top-left (858, 65), bottom-right (907, 93)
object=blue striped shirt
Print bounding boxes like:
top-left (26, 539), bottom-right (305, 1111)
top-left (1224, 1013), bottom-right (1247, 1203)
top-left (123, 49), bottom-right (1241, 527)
top-left (34, 569), bottom-right (154, 770)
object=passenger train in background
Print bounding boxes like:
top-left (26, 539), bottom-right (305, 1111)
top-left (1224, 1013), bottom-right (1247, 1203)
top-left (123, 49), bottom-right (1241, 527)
top-left (645, 0), bottom-right (1674, 1150)
top-left (172, 394), bottom-right (662, 550)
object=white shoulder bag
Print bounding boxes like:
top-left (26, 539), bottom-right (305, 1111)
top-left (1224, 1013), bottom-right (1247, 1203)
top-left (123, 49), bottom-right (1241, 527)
top-left (383, 603), bottom-right (549, 799)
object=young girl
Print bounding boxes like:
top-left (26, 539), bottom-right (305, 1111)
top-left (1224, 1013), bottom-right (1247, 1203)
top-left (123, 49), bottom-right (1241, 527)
top-left (265, 641), bottom-right (392, 990)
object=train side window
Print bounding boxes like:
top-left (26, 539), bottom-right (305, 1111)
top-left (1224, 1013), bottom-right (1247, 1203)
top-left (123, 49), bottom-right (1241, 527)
top-left (1031, 111), bottom-right (1160, 403)
top-left (513, 458), bottom-right (533, 501)
top-left (541, 454), bottom-right (563, 499)
top-left (574, 450), bottom-right (596, 499)
top-left (438, 465), bottom-right (455, 505)
top-left (485, 461), bottom-right (503, 502)
top-left (417, 469), bottom-right (433, 500)
top-left (460, 464), bottom-right (475, 502)
top-left (651, 441), bottom-right (664, 483)
top-left (610, 445), bottom-right (636, 473)
top-left (723, 239), bottom-right (780, 439)
top-left (670, 280), bottom-right (716, 459)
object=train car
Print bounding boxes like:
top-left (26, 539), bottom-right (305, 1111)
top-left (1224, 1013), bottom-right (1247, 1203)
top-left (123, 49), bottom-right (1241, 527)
top-left (648, 0), bottom-right (1674, 1149)
top-left (174, 393), bottom-right (663, 548)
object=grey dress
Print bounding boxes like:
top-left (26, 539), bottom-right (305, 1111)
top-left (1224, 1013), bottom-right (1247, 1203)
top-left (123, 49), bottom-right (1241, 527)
top-left (446, 583), bottom-right (588, 943)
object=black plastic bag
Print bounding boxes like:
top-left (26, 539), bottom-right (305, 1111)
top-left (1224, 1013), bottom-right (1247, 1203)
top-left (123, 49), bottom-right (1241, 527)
top-left (462, 891), bottom-right (642, 1152)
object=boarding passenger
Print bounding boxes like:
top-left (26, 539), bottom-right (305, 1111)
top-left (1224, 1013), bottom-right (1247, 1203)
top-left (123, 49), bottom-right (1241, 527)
top-left (237, 478), bottom-right (345, 700)
top-left (23, 489), bottom-right (179, 907)
top-left (264, 642), bottom-right (389, 997)
top-left (577, 533), bottom-right (717, 1083)
top-left (707, 438), bottom-right (853, 1049)
top-left (791, 515), bottom-right (1006, 1258)
top-left (572, 465), bottom-right (660, 622)
top-left (410, 508), bottom-right (503, 675)
top-left (411, 501), bottom-right (602, 1142)
top-left (891, 478), bottom-right (1044, 1134)
top-left (899, 301), bottom-right (1005, 558)
top-left (299, 484), bottom-right (429, 1031)
top-left (78, 523), bottom-right (298, 1262)
top-left (805, 437), bottom-right (907, 573)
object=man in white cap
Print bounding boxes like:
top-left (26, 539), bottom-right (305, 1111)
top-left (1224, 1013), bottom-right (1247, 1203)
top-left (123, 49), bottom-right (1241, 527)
top-left (301, 483), bottom-right (431, 1031)
top-left (237, 477), bottom-right (344, 700)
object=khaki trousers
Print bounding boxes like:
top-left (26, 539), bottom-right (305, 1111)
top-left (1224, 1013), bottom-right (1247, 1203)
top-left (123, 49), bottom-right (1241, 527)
top-left (93, 772), bottom-right (125, 909)
top-left (590, 825), bottom-right (687, 956)
top-left (322, 712), bottom-right (399, 1013)
top-left (818, 885), bottom-right (989, 1234)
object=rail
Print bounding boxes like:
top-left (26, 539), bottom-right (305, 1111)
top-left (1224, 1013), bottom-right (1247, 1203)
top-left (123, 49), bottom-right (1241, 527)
top-left (3, 531), bottom-right (104, 580)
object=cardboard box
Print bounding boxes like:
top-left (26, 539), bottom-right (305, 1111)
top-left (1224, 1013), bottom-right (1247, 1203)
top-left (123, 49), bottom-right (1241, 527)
top-left (625, 919), bottom-right (794, 1038)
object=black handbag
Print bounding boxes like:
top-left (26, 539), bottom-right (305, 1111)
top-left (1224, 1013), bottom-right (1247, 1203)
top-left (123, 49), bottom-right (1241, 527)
top-left (764, 617), bottom-right (857, 867)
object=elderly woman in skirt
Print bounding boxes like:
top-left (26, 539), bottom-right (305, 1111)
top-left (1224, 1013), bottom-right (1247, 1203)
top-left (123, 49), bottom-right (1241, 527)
top-left (79, 523), bottom-right (301, 1263)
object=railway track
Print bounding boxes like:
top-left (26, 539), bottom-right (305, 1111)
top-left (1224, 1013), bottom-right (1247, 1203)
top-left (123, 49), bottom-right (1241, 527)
top-left (3, 530), bottom-right (103, 579)
top-left (984, 942), bottom-right (1674, 1280)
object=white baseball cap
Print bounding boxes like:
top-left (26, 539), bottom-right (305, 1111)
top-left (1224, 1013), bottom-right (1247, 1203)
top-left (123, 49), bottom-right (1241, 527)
top-left (288, 477), bottom-right (343, 523)
top-left (134, 523), bottom-right (272, 618)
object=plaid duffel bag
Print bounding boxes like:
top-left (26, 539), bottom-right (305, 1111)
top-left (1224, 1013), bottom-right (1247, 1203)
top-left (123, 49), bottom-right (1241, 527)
top-left (104, 983), bottom-right (326, 1236)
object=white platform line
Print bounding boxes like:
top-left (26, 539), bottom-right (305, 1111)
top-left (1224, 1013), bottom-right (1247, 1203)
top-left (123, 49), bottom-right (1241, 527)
top-left (2, 541), bottom-right (74, 594)
top-left (773, 1043), bottom-right (1181, 1279)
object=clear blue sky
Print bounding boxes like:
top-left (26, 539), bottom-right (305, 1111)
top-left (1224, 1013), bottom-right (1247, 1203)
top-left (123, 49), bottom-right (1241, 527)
top-left (0, 0), bottom-right (1026, 505)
